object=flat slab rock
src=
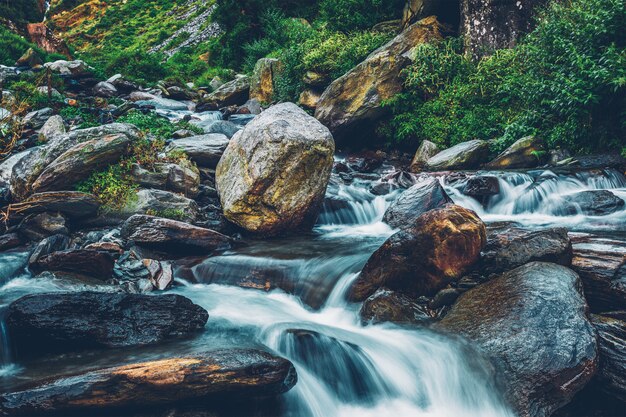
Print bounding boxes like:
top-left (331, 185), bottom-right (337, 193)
top-left (591, 312), bottom-right (626, 403)
top-left (435, 262), bottom-right (597, 417)
top-left (120, 214), bottom-right (232, 253)
top-left (0, 349), bottom-right (297, 416)
top-left (5, 292), bottom-right (208, 357)
top-left (8, 191), bottom-right (100, 218)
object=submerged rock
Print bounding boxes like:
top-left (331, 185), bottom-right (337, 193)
top-left (5, 292), bottom-right (208, 356)
top-left (435, 262), bottom-right (598, 417)
top-left (425, 140), bottom-right (490, 171)
top-left (216, 103), bottom-right (334, 236)
top-left (349, 205), bottom-right (486, 301)
top-left (0, 349), bottom-right (296, 416)
top-left (382, 177), bottom-right (451, 228)
top-left (120, 214), bottom-right (232, 253)
top-left (463, 175), bottom-right (500, 198)
top-left (562, 190), bottom-right (625, 216)
top-left (315, 16), bottom-right (441, 141)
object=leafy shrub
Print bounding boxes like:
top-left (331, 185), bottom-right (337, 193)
top-left (383, 0), bottom-right (625, 153)
top-left (318, 0), bottom-right (404, 32)
top-left (77, 163), bottom-right (137, 211)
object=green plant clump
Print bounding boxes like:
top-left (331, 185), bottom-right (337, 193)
top-left (382, 0), bottom-right (625, 153)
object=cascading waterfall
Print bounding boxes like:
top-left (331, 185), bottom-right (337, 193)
top-left (1, 163), bottom-right (624, 415)
top-left (444, 168), bottom-right (626, 229)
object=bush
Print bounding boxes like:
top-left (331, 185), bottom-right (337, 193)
top-left (383, 0), bottom-right (625, 153)
top-left (77, 163), bottom-right (137, 211)
top-left (318, 0), bottom-right (404, 32)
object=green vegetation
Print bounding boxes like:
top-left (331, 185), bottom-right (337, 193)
top-left (210, 0), bottom-right (402, 69)
top-left (381, 0), bottom-right (625, 153)
top-left (145, 208), bottom-right (186, 220)
top-left (77, 162), bottom-right (137, 211)
top-left (78, 111), bottom-right (199, 210)
top-left (0, 26), bottom-right (66, 67)
top-left (0, 0), bottom-right (45, 25)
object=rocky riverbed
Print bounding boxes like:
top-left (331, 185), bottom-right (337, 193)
top-left (0, 50), bottom-right (625, 417)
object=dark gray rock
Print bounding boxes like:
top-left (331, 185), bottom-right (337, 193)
top-left (571, 237), bottom-right (626, 312)
top-left (30, 249), bottom-right (116, 280)
top-left (5, 292), bottom-right (209, 357)
top-left (360, 288), bottom-right (432, 325)
top-left (590, 312), bottom-right (626, 403)
top-left (480, 227), bottom-right (573, 274)
top-left (562, 190), bottom-right (625, 216)
top-left (382, 177), bottom-right (452, 228)
top-left (435, 262), bottom-right (598, 417)
top-left (120, 214), bottom-right (232, 253)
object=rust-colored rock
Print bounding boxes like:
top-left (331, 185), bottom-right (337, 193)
top-left (0, 349), bottom-right (295, 415)
top-left (26, 23), bottom-right (71, 58)
top-left (349, 205), bottom-right (486, 301)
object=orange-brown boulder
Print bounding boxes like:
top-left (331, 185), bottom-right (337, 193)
top-left (348, 204), bottom-right (486, 301)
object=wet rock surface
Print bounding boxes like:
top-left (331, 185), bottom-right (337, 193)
top-left (382, 177), bottom-right (452, 228)
top-left (480, 227), bottom-right (573, 274)
top-left (5, 292), bottom-right (209, 356)
top-left (590, 312), bottom-right (626, 403)
top-left (435, 262), bottom-right (598, 417)
top-left (120, 214), bottom-right (232, 253)
top-left (563, 190), bottom-right (625, 216)
top-left (0, 349), bottom-right (296, 416)
top-left (571, 236), bottom-right (626, 312)
top-left (359, 288), bottom-right (432, 325)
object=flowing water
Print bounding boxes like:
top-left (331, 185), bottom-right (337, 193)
top-left (0, 163), bottom-right (625, 416)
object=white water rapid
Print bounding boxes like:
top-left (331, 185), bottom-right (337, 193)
top-left (1, 162), bottom-right (625, 417)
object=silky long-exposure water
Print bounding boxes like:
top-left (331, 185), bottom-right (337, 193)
top-left (0, 163), bottom-right (625, 416)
